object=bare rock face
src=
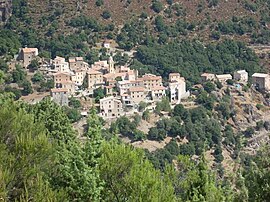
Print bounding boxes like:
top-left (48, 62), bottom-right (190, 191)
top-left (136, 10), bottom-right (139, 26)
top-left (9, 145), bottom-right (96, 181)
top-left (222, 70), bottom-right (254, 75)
top-left (0, 0), bottom-right (12, 23)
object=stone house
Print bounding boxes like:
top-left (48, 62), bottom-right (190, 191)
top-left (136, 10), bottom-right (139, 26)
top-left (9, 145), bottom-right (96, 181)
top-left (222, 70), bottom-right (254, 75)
top-left (51, 88), bottom-right (69, 106)
top-left (87, 70), bottom-right (104, 89)
top-left (234, 70), bottom-right (248, 83)
top-left (117, 79), bottom-right (144, 95)
top-left (121, 93), bottom-right (132, 105)
top-left (252, 73), bottom-right (270, 91)
top-left (128, 87), bottom-right (146, 104)
top-left (169, 79), bottom-right (188, 104)
top-left (169, 73), bottom-right (181, 82)
top-left (73, 69), bottom-right (86, 86)
top-left (100, 96), bottom-right (123, 118)
top-left (56, 81), bottom-right (76, 95)
top-left (216, 74), bottom-right (233, 83)
top-left (18, 48), bottom-right (38, 68)
top-left (53, 72), bottom-right (76, 95)
top-left (201, 73), bottom-right (216, 82)
top-left (53, 56), bottom-right (69, 72)
top-left (151, 86), bottom-right (166, 101)
top-left (54, 72), bottom-right (74, 84)
top-left (105, 85), bottom-right (114, 96)
top-left (69, 57), bottom-right (89, 71)
top-left (142, 74), bottom-right (163, 90)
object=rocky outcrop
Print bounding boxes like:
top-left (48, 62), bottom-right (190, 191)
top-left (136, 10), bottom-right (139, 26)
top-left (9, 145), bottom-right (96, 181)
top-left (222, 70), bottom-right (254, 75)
top-left (0, 0), bottom-right (12, 23)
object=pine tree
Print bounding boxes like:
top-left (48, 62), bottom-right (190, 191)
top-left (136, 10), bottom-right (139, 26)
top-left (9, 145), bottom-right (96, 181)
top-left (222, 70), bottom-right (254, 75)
top-left (100, 142), bottom-right (176, 201)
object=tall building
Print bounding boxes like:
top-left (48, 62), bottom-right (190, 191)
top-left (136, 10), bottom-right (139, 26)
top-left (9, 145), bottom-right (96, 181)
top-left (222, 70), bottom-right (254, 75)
top-left (168, 73), bottom-right (189, 104)
top-left (18, 48), bottom-right (39, 68)
top-left (108, 56), bottom-right (115, 74)
top-left (53, 56), bottom-right (69, 72)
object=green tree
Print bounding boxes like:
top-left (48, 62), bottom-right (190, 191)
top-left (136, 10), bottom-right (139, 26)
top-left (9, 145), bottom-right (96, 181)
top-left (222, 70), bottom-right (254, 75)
top-left (152, 1), bottom-right (164, 13)
top-left (93, 87), bottom-right (105, 102)
top-left (69, 97), bottom-right (81, 108)
top-left (173, 104), bottom-right (187, 118)
top-left (22, 80), bottom-right (33, 95)
top-left (31, 71), bottom-right (44, 83)
top-left (242, 145), bottom-right (270, 201)
top-left (28, 59), bottom-right (39, 70)
top-left (0, 97), bottom-right (67, 201)
top-left (64, 107), bottom-right (82, 123)
top-left (86, 49), bottom-right (99, 65)
top-left (142, 109), bottom-right (150, 121)
top-left (166, 155), bottom-right (232, 201)
top-left (203, 81), bottom-right (216, 93)
top-left (0, 59), bottom-right (8, 72)
top-left (4, 86), bottom-right (22, 100)
top-left (102, 10), bottom-right (111, 19)
top-left (12, 65), bottom-right (26, 83)
top-left (139, 101), bottom-right (147, 112)
top-left (99, 142), bottom-right (175, 201)
top-left (39, 79), bottom-right (54, 92)
top-left (148, 127), bottom-right (167, 141)
top-left (155, 97), bottom-right (171, 113)
top-left (32, 99), bottom-right (103, 201)
top-left (96, 0), bottom-right (104, 6)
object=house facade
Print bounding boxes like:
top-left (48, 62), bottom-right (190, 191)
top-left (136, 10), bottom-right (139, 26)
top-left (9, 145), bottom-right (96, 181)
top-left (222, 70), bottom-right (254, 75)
top-left (142, 74), bottom-right (163, 90)
top-left (87, 70), bottom-right (104, 89)
top-left (252, 73), bottom-right (270, 91)
top-left (234, 70), bottom-right (248, 83)
top-left (73, 69), bottom-right (86, 86)
top-left (19, 48), bottom-right (39, 68)
top-left (69, 57), bottom-right (89, 71)
top-left (128, 87), bottom-right (146, 104)
top-left (54, 72), bottom-right (74, 84)
top-left (151, 86), bottom-right (166, 101)
top-left (201, 73), bottom-right (216, 82)
top-left (216, 74), bottom-right (233, 83)
top-left (51, 88), bottom-right (69, 106)
top-left (53, 56), bottom-right (69, 72)
top-left (100, 96), bottom-right (123, 118)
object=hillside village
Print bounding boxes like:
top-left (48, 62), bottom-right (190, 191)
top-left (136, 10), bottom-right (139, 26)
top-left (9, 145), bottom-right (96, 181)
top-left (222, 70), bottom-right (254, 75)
top-left (10, 44), bottom-right (270, 122)
top-left (12, 45), bottom-right (191, 119)
top-left (2, 1), bottom-right (270, 200)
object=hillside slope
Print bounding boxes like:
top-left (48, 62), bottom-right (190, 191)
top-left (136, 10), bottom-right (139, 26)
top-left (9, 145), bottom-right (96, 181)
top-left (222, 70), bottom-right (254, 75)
top-left (23, 0), bottom-right (270, 43)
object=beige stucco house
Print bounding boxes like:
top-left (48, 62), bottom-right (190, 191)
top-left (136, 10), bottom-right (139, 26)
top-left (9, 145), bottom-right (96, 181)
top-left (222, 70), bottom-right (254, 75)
top-left (234, 70), bottom-right (248, 83)
top-left (87, 70), bottom-right (104, 89)
top-left (100, 96), bottom-right (123, 118)
top-left (252, 73), bottom-right (270, 91)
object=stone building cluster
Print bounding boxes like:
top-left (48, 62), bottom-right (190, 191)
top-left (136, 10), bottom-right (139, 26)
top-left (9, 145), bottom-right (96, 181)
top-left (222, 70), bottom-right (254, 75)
top-left (201, 70), bottom-right (248, 84)
top-left (13, 47), bottom-right (190, 118)
top-left (47, 54), bottom-right (189, 118)
top-left (201, 70), bottom-right (270, 92)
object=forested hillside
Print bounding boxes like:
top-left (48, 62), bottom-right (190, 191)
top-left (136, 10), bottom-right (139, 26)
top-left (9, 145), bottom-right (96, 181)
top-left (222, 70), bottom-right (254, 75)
top-left (0, 93), bottom-right (270, 201)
